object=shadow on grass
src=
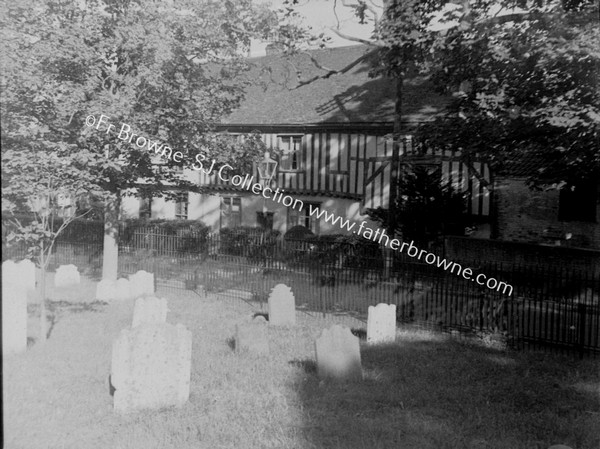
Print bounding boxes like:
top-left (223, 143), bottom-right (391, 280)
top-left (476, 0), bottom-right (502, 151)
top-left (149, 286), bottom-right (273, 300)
top-left (290, 335), bottom-right (600, 449)
top-left (28, 300), bottom-right (108, 341)
top-left (226, 337), bottom-right (236, 351)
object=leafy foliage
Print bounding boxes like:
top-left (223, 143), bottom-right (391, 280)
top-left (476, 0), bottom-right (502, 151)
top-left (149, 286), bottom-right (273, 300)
top-left (417, 1), bottom-right (600, 187)
top-left (369, 165), bottom-right (468, 246)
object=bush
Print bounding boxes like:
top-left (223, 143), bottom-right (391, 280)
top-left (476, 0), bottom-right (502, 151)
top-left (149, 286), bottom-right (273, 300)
top-left (219, 227), bottom-right (281, 259)
top-left (121, 219), bottom-right (210, 255)
top-left (286, 233), bottom-right (384, 270)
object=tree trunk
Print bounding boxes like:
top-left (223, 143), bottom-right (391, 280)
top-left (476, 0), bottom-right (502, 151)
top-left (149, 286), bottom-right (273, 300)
top-left (102, 192), bottom-right (120, 281)
top-left (387, 76), bottom-right (403, 237)
top-left (38, 247), bottom-right (47, 344)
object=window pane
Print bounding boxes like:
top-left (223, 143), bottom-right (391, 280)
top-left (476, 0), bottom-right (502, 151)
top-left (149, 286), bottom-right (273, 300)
top-left (279, 136), bottom-right (302, 171)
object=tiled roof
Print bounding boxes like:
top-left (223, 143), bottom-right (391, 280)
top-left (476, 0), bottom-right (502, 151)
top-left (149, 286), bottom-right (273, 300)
top-left (223, 45), bottom-right (449, 126)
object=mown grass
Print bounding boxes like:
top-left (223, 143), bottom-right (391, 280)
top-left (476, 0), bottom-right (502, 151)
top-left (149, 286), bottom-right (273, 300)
top-left (3, 283), bottom-right (599, 449)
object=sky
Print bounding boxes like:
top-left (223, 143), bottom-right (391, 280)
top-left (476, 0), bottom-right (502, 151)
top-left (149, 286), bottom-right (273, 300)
top-left (251, 0), bottom-right (379, 56)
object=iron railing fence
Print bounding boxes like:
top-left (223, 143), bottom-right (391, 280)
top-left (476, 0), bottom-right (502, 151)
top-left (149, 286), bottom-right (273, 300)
top-left (3, 229), bottom-right (599, 357)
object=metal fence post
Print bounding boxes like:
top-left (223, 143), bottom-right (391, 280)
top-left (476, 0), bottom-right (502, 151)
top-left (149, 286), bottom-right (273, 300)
top-left (578, 303), bottom-right (586, 359)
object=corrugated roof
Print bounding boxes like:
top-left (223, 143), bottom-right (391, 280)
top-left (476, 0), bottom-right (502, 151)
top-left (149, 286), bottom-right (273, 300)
top-left (223, 45), bottom-right (449, 126)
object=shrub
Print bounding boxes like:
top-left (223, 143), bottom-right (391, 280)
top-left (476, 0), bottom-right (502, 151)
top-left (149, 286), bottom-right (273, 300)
top-left (219, 227), bottom-right (281, 259)
top-left (286, 233), bottom-right (384, 270)
top-left (121, 219), bottom-right (210, 255)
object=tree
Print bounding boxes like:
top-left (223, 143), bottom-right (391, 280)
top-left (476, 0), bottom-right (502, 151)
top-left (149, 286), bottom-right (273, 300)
top-left (369, 164), bottom-right (468, 247)
top-left (279, 0), bottom-right (599, 233)
top-left (417, 0), bottom-right (600, 189)
top-left (2, 148), bottom-right (110, 343)
top-left (0, 0), bottom-right (298, 283)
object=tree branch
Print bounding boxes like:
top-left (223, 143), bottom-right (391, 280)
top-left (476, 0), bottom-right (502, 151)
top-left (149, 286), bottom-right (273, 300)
top-left (329, 27), bottom-right (380, 47)
top-left (292, 48), bottom-right (377, 89)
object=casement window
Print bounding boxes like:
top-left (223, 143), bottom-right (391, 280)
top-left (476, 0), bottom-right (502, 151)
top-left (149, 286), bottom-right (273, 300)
top-left (175, 192), bottom-right (189, 220)
top-left (221, 196), bottom-right (242, 228)
top-left (287, 202), bottom-right (320, 234)
top-left (558, 182), bottom-right (598, 222)
top-left (139, 196), bottom-right (152, 219)
top-left (278, 135), bottom-right (303, 171)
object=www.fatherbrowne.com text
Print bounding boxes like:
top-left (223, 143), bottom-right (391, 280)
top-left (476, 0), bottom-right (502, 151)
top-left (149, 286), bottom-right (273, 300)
top-left (86, 114), bottom-right (514, 297)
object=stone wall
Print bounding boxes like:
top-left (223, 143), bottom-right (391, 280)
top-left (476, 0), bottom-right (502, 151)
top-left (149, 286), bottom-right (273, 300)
top-left (445, 236), bottom-right (600, 275)
top-left (493, 177), bottom-right (600, 250)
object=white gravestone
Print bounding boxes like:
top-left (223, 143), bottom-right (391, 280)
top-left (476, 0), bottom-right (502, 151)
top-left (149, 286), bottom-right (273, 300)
top-left (54, 264), bottom-right (81, 288)
top-left (114, 278), bottom-right (132, 301)
top-left (129, 270), bottom-right (155, 298)
top-left (96, 279), bottom-right (117, 301)
top-left (367, 303), bottom-right (397, 344)
top-left (111, 323), bottom-right (192, 414)
top-left (132, 297), bottom-right (168, 328)
top-left (268, 284), bottom-right (296, 326)
top-left (315, 325), bottom-right (362, 381)
top-left (5, 259), bottom-right (36, 292)
top-left (2, 280), bottom-right (28, 355)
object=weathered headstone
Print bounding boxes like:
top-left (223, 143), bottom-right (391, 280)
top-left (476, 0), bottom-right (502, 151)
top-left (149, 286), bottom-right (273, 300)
top-left (96, 279), bottom-right (117, 301)
top-left (129, 270), bottom-right (155, 298)
top-left (132, 297), bottom-right (168, 328)
top-left (2, 281), bottom-right (28, 355)
top-left (111, 323), bottom-right (192, 414)
top-left (114, 278), bottom-right (132, 301)
top-left (315, 325), bottom-right (362, 381)
top-left (367, 303), bottom-right (397, 344)
top-left (54, 264), bottom-right (81, 288)
top-left (235, 317), bottom-right (269, 355)
top-left (267, 283), bottom-right (296, 326)
top-left (5, 259), bottom-right (36, 292)
top-left (547, 446), bottom-right (573, 449)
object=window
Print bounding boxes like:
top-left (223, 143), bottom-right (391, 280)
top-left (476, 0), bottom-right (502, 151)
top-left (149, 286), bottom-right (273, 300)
top-left (278, 135), bottom-right (302, 171)
top-left (558, 182), bottom-right (598, 222)
top-left (175, 192), bottom-right (189, 219)
top-left (287, 202), bottom-right (319, 234)
top-left (139, 196), bottom-right (152, 219)
top-left (221, 197), bottom-right (242, 228)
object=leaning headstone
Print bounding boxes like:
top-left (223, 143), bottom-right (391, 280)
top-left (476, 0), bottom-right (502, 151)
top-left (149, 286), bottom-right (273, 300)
top-left (54, 264), bottom-right (81, 288)
top-left (96, 279), bottom-right (117, 301)
top-left (267, 284), bottom-right (296, 326)
top-left (235, 317), bottom-right (269, 355)
top-left (2, 282), bottom-right (28, 355)
top-left (132, 297), bottom-right (168, 328)
top-left (111, 323), bottom-right (192, 414)
top-left (129, 270), bottom-right (155, 298)
top-left (367, 303), bottom-right (397, 344)
top-left (114, 278), bottom-right (132, 301)
top-left (315, 325), bottom-right (362, 381)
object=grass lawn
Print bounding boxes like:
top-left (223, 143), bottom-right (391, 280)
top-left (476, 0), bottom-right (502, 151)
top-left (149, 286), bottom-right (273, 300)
top-left (3, 283), bottom-right (599, 449)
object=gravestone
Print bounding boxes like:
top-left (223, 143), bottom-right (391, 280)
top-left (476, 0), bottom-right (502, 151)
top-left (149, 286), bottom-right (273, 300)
top-left (114, 278), bottom-right (132, 301)
top-left (315, 325), bottom-right (362, 381)
top-left (235, 316), bottom-right (269, 355)
top-left (267, 284), bottom-right (296, 326)
top-left (129, 270), bottom-right (155, 298)
top-left (54, 264), bottom-right (81, 288)
top-left (4, 260), bottom-right (36, 292)
top-left (367, 303), bottom-right (397, 344)
top-left (111, 323), bottom-right (192, 414)
top-left (2, 280), bottom-right (28, 355)
top-left (96, 279), bottom-right (117, 301)
top-left (132, 297), bottom-right (168, 328)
